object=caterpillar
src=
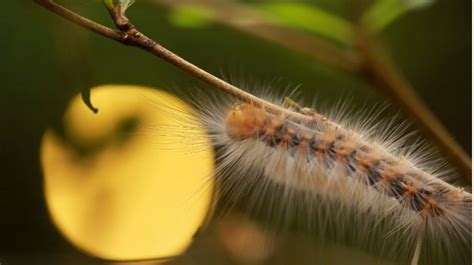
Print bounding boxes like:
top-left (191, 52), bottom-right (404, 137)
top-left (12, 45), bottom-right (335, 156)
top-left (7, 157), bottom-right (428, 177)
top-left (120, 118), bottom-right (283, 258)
top-left (152, 87), bottom-right (471, 265)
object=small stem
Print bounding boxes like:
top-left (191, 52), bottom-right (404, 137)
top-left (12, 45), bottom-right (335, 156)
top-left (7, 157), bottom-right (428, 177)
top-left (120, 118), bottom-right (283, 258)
top-left (34, 0), bottom-right (315, 121)
top-left (355, 31), bottom-right (472, 182)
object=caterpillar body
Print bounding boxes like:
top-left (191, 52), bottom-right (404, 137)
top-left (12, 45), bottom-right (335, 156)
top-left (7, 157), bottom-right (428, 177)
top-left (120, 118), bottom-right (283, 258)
top-left (155, 89), bottom-right (471, 265)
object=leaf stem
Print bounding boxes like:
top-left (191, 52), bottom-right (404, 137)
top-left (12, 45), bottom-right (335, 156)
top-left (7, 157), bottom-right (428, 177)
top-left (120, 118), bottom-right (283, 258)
top-left (355, 30), bottom-right (472, 181)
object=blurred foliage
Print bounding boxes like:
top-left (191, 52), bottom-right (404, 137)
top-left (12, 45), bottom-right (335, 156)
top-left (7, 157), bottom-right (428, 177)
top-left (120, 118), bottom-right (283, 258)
top-left (165, 0), bottom-right (436, 44)
top-left (169, 5), bottom-right (214, 28)
top-left (257, 2), bottom-right (353, 45)
top-left (362, 0), bottom-right (436, 33)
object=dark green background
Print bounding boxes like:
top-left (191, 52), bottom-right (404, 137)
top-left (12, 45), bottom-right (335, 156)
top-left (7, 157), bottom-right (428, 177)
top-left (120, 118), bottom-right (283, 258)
top-left (0, 0), bottom-right (471, 264)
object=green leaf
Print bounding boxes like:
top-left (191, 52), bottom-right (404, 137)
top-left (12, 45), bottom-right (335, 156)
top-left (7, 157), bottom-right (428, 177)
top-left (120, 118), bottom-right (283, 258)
top-left (168, 5), bottom-right (214, 28)
top-left (103, 0), bottom-right (116, 10)
top-left (103, 0), bottom-right (135, 15)
top-left (362, 0), bottom-right (435, 33)
top-left (257, 3), bottom-right (353, 45)
top-left (120, 0), bottom-right (135, 12)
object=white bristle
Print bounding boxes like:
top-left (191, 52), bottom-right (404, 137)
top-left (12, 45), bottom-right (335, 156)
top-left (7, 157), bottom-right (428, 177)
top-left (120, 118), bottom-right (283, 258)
top-left (145, 86), bottom-right (471, 265)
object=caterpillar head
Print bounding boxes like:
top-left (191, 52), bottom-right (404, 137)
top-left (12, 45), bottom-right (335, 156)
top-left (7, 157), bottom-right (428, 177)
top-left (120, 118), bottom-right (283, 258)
top-left (225, 103), bottom-right (266, 140)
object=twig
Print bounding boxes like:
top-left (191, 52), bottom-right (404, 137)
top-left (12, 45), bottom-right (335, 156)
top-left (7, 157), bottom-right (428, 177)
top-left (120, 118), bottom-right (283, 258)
top-left (151, 0), bottom-right (362, 73)
top-left (34, 0), bottom-right (315, 122)
top-left (33, 0), bottom-right (122, 41)
top-left (355, 31), bottom-right (472, 181)
top-left (33, 0), bottom-right (471, 188)
top-left (150, 0), bottom-right (471, 182)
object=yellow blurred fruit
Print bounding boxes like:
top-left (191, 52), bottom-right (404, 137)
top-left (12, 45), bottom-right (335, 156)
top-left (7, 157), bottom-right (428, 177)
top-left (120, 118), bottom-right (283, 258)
top-left (40, 84), bottom-right (214, 261)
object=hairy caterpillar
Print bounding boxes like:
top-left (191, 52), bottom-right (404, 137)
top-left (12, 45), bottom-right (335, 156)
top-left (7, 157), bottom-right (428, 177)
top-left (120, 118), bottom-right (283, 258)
top-left (150, 86), bottom-right (471, 265)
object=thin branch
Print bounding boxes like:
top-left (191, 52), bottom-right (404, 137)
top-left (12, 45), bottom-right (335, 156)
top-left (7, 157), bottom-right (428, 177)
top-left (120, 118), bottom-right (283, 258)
top-left (150, 0), bottom-right (471, 182)
top-left (34, 0), bottom-right (316, 122)
top-left (151, 0), bottom-right (362, 73)
top-left (34, 0), bottom-right (122, 41)
top-left (355, 31), bottom-right (472, 181)
top-left (33, 0), bottom-right (472, 191)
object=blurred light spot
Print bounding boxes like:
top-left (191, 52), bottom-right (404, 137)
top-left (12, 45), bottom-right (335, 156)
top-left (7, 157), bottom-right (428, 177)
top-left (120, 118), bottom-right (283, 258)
top-left (41, 85), bottom-right (214, 260)
top-left (216, 214), bottom-right (277, 264)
